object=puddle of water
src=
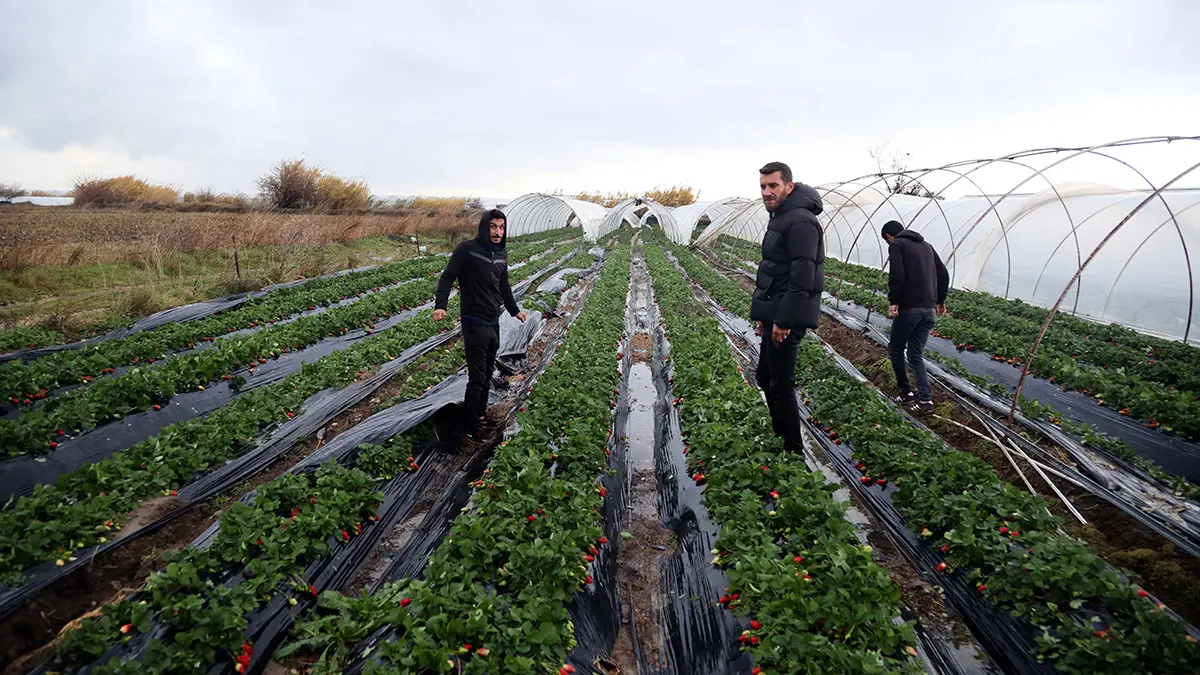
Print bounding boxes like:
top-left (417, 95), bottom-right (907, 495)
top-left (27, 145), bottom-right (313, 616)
top-left (626, 362), bottom-right (656, 472)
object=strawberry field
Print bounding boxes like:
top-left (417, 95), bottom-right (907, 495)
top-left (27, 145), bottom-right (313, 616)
top-left (3, 223), bottom-right (1199, 675)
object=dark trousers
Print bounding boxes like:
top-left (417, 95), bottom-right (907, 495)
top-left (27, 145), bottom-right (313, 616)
top-left (889, 307), bottom-right (936, 401)
top-left (463, 321), bottom-right (500, 428)
top-left (755, 321), bottom-right (805, 449)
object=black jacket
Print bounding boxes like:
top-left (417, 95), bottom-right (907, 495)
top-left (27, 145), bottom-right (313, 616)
top-left (434, 218), bottom-right (520, 323)
top-left (887, 230), bottom-right (949, 310)
top-left (750, 183), bottom-right (826, 330)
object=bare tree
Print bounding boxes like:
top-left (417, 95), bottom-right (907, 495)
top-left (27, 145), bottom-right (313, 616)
top-left (869, 143), bottom-right (939, 199)
top-left (0, 182), bottom-right (27, 201)
top-left (257, 159), bottom-right (319, 210)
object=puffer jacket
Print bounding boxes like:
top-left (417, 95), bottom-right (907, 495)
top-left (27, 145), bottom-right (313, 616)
top-left (749, 183), bottom-right (826, 330)
top-left (434, 213), bottom-right (520, 323)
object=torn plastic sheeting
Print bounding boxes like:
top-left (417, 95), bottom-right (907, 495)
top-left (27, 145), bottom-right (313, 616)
top-left (338, 267), bottom-right (613, 675)
top-left (819, 303), bottom-right (1200, 557)
top-left (0, 328), bottom-right (459, 623)
top-left (0, 263), bottom-right (387, 364)
top-left (828, 296), bottom-right (1200, 483)
top-left (0, 250), bottom-right (572, 501)
top-left (32, 307), bottom-right (546, 675)
top-left (3, 255), bottom-right (574, 630)
top-left (0, 303), bottom-right (431, 503)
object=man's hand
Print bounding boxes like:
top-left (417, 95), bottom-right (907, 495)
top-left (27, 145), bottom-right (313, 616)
top-left (432, 309), bottom-right (446, 321)
top-left (936, 304), bottom-right (947, 316)
top-left (772, 324), bottom-right (790, 346)
top-left (516, 311), bottom-right (527, 323)
top-left (888, 304), bottom-right (900, 319)
top-left (755, 320), bottom-right (763, 337)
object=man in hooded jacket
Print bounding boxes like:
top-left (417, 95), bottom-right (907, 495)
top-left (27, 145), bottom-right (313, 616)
top-left (434, 209), bottom-right (526, 439)
top-left (881, 219), bottom-right (949, 415)
top-left (750, 162), bottom-right (825, 451)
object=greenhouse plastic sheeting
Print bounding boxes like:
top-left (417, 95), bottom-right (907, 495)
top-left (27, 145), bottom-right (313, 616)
top-left (671, 198), bottom-right (754, 246)
top-left (600, 198), bottom-right (684, 244)
top-left (502, 192), bottom-right (604, 240)
top-left (695, 185), bottom-right (1200, 345)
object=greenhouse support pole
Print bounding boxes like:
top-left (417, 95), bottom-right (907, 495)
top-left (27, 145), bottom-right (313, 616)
top-left (1008, 160), bottom-right (1200, 422)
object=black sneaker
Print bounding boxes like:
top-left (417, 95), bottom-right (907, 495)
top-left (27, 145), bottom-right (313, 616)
top-left (907, 400), bottom-right (934, 416)
top-left (893, 391), bottom-right (915, 406)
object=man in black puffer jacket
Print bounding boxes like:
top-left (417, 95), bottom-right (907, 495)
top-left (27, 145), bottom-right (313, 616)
top-left (750, 162), bottom-right (825, 451)
top-left (881, 220), bottom-right (949, 415)
top-left (434, 209), bottom-right (527, 439)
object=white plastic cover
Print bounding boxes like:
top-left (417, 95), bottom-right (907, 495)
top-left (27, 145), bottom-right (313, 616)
top-left (501, 193), bottom-right (606, 240)
top-left (696, 186), bottom-right (1200, 344)
top-left (672, 198), bottom-right (755, 245)
top-left (599, 199), bottom-right (683, 243)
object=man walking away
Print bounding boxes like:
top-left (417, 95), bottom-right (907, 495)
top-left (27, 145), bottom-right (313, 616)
top-left (750, 161), bottom-right (826, 452)
top-left (434, 209), bottom-right (527, 441)
top-left (881, 220), bottom-right (949, 415)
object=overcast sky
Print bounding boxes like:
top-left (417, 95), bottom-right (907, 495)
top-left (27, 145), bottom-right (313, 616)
top-left (1, 0), bottom-right (1198, 200)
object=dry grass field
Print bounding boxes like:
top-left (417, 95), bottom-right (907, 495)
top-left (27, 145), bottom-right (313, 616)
top-left (0, 204), bottom-right (479, 347)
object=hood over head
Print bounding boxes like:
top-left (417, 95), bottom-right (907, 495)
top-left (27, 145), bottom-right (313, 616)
top-left (777, 182), bottom-right (824, 217)
top-left (477, 208), bottom-right (507, 250)
top-left (896, 229), bottom-right (925, 243)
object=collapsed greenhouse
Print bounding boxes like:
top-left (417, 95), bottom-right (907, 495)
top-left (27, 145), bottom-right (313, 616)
top-left (1, 136), bottom-right (1199, 675)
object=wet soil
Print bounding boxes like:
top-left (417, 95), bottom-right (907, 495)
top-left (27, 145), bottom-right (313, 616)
top-left (610, 470), bottom-right (675, 674)
top-left (816, 314), bottom-right (1200, 626)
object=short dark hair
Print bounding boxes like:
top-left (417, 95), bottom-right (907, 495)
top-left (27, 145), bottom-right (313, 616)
top-left (759, 162), bottom-right (793, 183)
top-left (881, 220), bottom-right (904, 239)
top-left (482, 208), bottom-right (506, 225)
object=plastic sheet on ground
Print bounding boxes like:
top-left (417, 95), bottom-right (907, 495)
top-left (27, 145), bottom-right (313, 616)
top-left (0, 256), bottom-right (585, 626)
top-left (819, 301), bottom-right (1200, 559)
top-left (673, 251), bottom-right (1004, 675)
top-left (26, 305), bottom-right (556, 675)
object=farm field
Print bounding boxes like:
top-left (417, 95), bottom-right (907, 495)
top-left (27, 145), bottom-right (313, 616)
top-left (1, 223), bottom-right (1198, 675)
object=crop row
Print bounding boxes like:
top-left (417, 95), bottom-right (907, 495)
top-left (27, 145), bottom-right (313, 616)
top-left (683, 246), bottom-right (1200, 672)
top-left (826, 258), bottom-right (1200, 400)
top-left (820, 262), bottom-right (1200, 439)
top-left (0, 238), bottom-right (562, 407)
top-left (795, 338), bottom-right (1200, 672)
top-left (358, 245), bottom-right (631, 672)
top-left (645, 244), bottom-right (920, 673)
top-left (0, 248), bottom-right (574, 584)
top-left (0, 244), bottom-right (563, 459)
top-left (51, 455), bottom-right (399, 675)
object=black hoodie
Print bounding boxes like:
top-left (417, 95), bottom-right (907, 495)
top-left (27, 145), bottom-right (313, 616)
top-left (750, 182), bottom-right (826, 330)
top-left (434, 213), bottom-right (520, 323)
top-left (887, 229), bottom-right (949, 310)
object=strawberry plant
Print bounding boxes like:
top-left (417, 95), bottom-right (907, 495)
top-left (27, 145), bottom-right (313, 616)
top-left (684, 244), bottom-right (1200, 672)
top-left (644, 242), bottom-right (919, 674)
top-left (0, 244), bottom-right (569, 458)
top-left (356, 245), bottom-right (631, 670)
top-left (0, 251), bottom-right (573, 584)
top-left (0, 241), bottom-right (561, 407)
top-left (51, 462), bottom-right (383, 675)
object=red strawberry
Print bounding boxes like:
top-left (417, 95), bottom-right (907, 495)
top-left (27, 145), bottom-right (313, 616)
top-left (719, 594), bottom-right (730, 604)
top-left (940, 545), bottom-right (949, 553)
top-left (564, 666), bottom-right (575, 674)
top-left (977, 584), bottom-right (987, 592)
top-left (257, 538), bottom-right (264, 546)
top-left (750, 636), bottom-right (759, 645)
top-left (794, 556), bottom-right (804, 563)
top-left (936, 562), bottom-right (947, 572)
top-left (752, 668), bottom-right (762, 675)
top-left (750, 619), bottom-right (762, 630)
top-left (731, 593), bottom-right (740, 600)
top-left (120, 623), bottom-right (133, 634)
top-left (584, 554), bottom-right (595, 562)
top-left (1138, 589), bottom-right (1149, 598)
top-left (527, 515), bottom-right (537, 522)
top-left (769, 491), bottom-right (780, 499)
top-left (342, 530), bottom-right (350, 541)
top-left (999, 526), bottom-right (1009, 535)
top-left (1009, 531), bottom-right (1020, 538)
top-left (49, 441), bottom-right (59, 449)
top-left (286, 411), bottom-right (294, 418)
top-left (598, 487), bottom-right (607, 498)
top-left (859, 476), bottom-right (872, 484)
top-left (309, 585), bottom-right (318, 596)
top-left (236, 664), bottom-right (246, 674)
top-left (400, 597), bottom-right (411, 606)
top-left (585, 575), bottom-right (593, 584)
top-left (597, 536), bottom-right (608, 544)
